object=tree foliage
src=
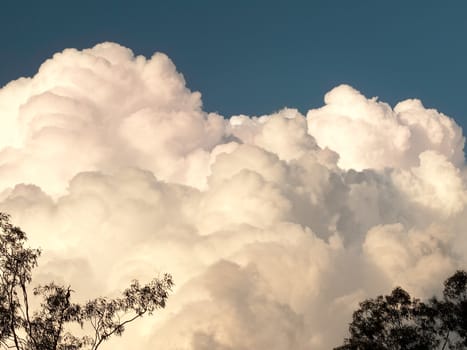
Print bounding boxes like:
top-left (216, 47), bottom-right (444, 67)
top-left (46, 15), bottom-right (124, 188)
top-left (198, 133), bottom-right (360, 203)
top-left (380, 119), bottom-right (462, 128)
top-left (0, 212), bottom-right (173, 350)
top-left (336, 271), bottom-right (467, 350)
top-left (431, 270), bottom-right (467, 350)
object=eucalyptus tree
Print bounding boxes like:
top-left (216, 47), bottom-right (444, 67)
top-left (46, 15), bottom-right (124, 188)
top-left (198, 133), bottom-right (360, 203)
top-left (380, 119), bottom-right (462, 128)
top-left (0, 212), bottom-right (173, 350)
top-left (336, 270), bottom-right (467, 350)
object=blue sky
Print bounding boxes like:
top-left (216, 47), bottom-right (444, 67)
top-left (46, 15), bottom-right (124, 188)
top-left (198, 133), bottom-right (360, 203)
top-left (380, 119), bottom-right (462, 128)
top-left (1, 0), bottom-right (466, 131)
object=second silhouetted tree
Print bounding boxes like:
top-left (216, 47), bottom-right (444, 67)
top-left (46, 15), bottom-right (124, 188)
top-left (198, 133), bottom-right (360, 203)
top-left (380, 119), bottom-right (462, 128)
top-left (336, 271), bottom-right (467, 350)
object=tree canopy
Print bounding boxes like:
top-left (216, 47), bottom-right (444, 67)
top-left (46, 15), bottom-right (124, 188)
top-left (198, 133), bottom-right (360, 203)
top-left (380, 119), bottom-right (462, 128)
top-left (0, 212), bottom-right (173, 350)
top-left (336, 271), bottom-right (467, 350)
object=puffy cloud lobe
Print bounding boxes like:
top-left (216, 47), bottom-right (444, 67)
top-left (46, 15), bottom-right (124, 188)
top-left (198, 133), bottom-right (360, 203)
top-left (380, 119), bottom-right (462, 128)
top-left (153, 260), bottom-right (307, 350)
top-left (0, 43), bottom-right (225, 194)
top-left (364, 223), bottom-right (455, 297)
top-left (307, 84), bottom-right (464, 171)
top-left (0, 42), bottom-right (466, 349)
top-left (392, 151), bottom-right (467, 217)
top-left (229, 108), bottom-right (319, 162)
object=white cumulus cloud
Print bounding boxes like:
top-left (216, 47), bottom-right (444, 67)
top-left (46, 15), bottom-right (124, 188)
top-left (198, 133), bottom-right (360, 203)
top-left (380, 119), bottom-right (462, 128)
top-left (0, 42), bottom-right (466, 350)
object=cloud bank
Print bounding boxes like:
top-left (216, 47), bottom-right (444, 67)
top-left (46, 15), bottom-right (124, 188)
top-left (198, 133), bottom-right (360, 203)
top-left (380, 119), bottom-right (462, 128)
top-left (0, 42), bottom-right (466, 349)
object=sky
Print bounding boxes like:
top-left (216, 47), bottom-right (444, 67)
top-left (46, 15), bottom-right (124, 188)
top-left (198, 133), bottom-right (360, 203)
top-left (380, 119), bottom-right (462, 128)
top-left (0, 2), bottom-right (467, 350)
top-left (1, 0), bottom-right (467, 130)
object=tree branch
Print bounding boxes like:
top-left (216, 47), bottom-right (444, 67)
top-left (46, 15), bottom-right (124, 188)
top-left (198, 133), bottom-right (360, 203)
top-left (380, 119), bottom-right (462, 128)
top-left (92, 312), bottom-right (144, 350)
top-left (440, 330), bottom-right (450, 350)
top-left (19, 281), bottom-right (38, 350)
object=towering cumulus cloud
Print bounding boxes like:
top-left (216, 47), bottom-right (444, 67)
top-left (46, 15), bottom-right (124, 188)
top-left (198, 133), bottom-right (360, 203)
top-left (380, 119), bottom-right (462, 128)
top-left (0, 42), bottom-right (466, 349)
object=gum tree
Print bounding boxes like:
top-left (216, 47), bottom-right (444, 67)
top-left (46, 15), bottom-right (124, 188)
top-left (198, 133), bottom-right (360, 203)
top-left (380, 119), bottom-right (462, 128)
top-left (336, 271), bottom-right (467, 350)
top-left (0, 212), bottom-right (173, 350)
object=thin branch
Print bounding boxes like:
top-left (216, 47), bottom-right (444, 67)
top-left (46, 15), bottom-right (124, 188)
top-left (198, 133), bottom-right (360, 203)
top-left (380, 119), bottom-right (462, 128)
top-left (440, 330), bottom-right (450, 350)
top-left (19, 281), bottom-right (38, 350)
top-left (8, 273), bottom-right (22, 350)
top-left (90, 316), bottom-right (100, 350)
top-left (92, 312), bottom-right (145, 350)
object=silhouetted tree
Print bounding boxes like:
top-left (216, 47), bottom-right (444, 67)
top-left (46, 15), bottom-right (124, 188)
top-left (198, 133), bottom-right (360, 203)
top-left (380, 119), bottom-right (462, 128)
top-left (335, 287), bottom-right (438, 350)
top-left (430, 270), bottom-right (467, 350)
top-left (0, 212), bottom-right (173, 350)
top-left (336, 271), bottom-right (467, 350)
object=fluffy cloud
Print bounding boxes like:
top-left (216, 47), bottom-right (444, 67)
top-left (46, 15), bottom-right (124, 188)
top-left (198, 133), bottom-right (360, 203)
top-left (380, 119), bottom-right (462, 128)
top-left (0, 42), bottom-right (466, 349)
top-left (307, 84), bottom-right (464, 170)
top-left (0, 43), bottom-right (225, 195)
